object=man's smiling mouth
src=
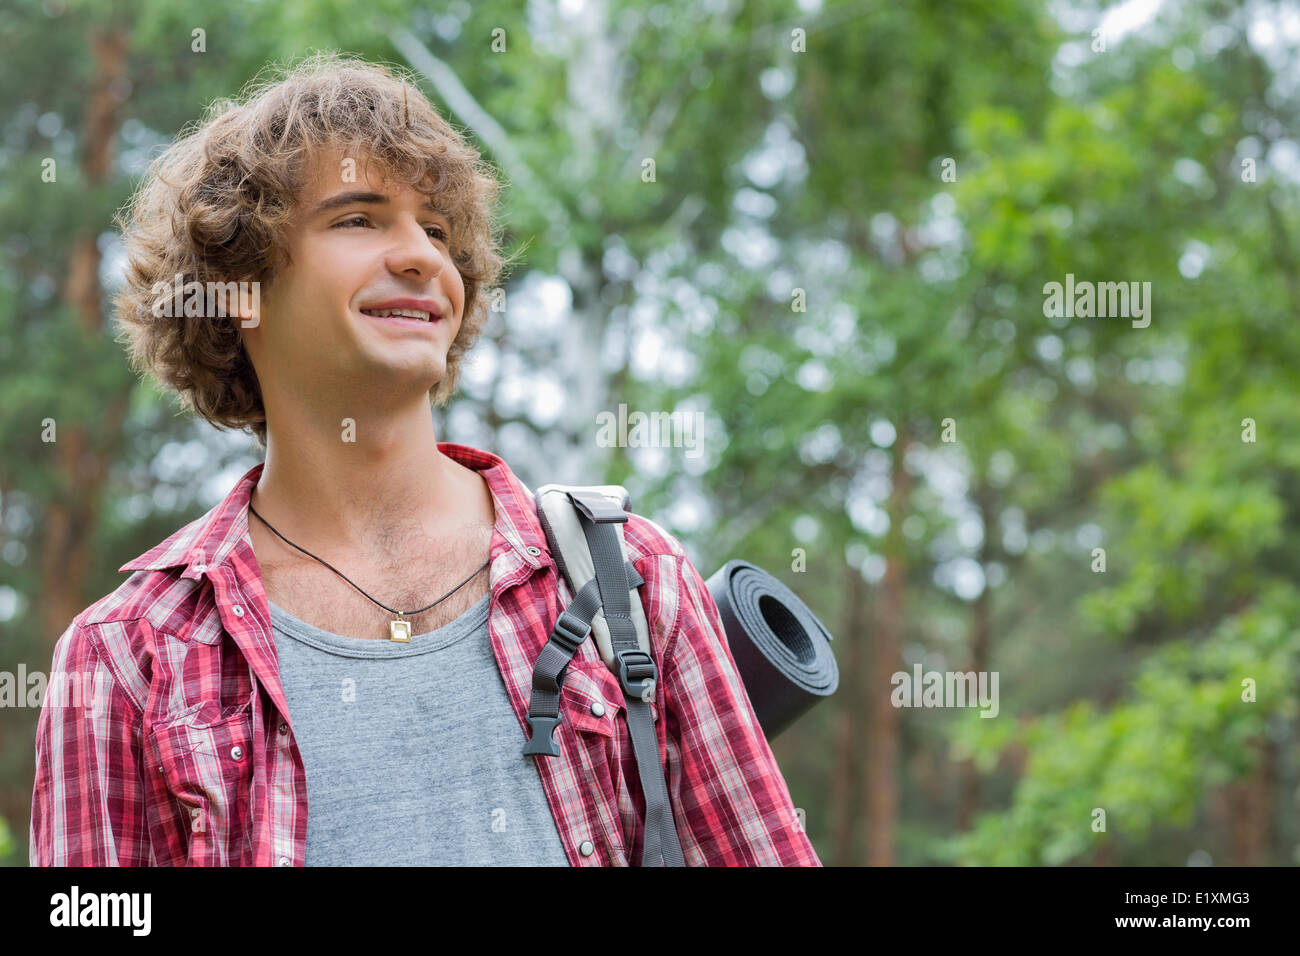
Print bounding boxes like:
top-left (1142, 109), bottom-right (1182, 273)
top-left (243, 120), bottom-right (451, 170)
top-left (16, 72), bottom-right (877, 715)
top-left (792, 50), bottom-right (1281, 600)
top-left (360, 307), bottom-right (438, 323)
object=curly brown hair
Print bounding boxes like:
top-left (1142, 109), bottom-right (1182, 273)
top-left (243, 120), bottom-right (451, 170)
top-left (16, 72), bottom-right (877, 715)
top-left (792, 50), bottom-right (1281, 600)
top-left (112, 51), bottom-right (510, 449)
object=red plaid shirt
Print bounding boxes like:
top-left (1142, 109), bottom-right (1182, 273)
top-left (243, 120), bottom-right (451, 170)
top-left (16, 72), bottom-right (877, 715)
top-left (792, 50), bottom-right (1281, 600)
top-left (30, 442), bottom-right (820, 866)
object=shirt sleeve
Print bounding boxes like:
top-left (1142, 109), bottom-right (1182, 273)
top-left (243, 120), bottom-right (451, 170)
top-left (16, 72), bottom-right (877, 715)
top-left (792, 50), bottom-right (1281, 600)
top-left (30, 621), bottom-right (152, 866)
top-left (661, 554), bottom-right (823, 866)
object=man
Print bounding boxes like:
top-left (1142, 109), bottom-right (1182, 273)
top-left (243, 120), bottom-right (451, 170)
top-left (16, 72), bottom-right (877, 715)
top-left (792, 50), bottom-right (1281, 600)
top-left (30, 53), bottom-right (819, 866)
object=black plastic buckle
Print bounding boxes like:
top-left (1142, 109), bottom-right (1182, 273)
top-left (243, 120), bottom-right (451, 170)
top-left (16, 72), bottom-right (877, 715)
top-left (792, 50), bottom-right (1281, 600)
top-left (567, 490), bottom-right (630, 524)
top-left (615, 649), bottom-right (657, 698)
top-left (522, 714), bottom-right (562, 757)
top-left (550, 611), bottom-right (592, 655)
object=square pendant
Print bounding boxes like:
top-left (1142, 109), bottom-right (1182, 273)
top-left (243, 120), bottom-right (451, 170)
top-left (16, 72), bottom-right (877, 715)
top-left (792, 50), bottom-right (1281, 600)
top-left (389, 619), bottom-right (412, 642)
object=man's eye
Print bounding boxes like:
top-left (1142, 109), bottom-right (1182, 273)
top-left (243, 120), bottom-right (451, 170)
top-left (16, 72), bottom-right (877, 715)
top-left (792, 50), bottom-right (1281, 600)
top-left (333, 216), bottom-right (447, 243)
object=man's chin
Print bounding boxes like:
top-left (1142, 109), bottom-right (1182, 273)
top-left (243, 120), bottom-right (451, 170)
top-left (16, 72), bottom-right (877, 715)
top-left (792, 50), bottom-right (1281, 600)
top-left (344, 356), bottom-right (446, 396)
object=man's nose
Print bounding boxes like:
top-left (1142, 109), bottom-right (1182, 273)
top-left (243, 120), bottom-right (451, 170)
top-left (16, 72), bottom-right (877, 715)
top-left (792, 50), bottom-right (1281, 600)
top-left (386, 218), bottom-right (446, 277)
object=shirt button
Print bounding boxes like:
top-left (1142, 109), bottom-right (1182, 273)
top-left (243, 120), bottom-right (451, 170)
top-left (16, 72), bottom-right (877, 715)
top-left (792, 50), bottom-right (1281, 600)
top-left (277, 856), bottom-right (291, 867)
top-left (526, 546), bottom-right (541, 556)
top-left (279, 723), bottom-right (289, 735)
top-left (233, 605), bottom-right (244, 617)
top-left (590, 701), bottom-right (606, 717)
top-left (578, 840), bottom-right (594, 857)
top-left (230, 746), bottom-right (244, 760)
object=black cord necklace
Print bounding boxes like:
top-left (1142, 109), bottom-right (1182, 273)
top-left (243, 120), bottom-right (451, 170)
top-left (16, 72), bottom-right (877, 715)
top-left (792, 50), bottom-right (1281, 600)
top-left (247, 502), bottom-right (489, 642)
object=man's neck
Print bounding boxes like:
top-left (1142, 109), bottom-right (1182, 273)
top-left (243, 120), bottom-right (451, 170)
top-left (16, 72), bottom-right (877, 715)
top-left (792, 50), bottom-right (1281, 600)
top-left (249, 400), bottom-right (469, 566)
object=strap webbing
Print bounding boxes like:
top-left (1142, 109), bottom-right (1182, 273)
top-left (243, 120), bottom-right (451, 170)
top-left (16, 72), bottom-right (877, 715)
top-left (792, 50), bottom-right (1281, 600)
top-left (575, 500), bottom-right (685, 868)
top-left (523, 562), bottom-right (642, 757)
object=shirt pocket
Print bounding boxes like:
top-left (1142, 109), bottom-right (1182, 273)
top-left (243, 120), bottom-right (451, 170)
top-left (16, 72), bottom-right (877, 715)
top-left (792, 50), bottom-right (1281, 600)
top-left (560, 660), bottom-right (659, 735)
top-left (146, 699), bottom-right (255, 866)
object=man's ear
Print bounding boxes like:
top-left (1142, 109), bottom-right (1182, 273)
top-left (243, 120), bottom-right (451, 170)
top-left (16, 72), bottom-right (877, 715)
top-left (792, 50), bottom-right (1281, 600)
top-left (239, 279), bottom-right (261, 329)
top-left (212, 279), bottom-right (261, 329)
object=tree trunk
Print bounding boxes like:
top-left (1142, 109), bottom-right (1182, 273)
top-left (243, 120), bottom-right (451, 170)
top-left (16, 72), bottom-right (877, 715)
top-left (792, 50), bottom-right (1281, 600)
top-left (37, 24), bottom-right (130, 643)
top-left (864, 430), bottom-right (912, 865)
top-left (957, 484), bottom-right (994, 832)
top-left (830, 559), bottom-right (868, 864)
top-left (1216, 738), bottom-right (1276, 865)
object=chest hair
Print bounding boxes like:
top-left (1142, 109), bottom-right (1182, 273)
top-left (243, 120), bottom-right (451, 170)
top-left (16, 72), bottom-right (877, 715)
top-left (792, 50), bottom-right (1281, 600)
top-left (260, 523), bottom-right (494, 640)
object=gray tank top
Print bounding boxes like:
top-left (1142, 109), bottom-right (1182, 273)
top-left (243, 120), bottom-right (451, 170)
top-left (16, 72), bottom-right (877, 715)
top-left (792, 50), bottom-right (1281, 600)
top-left (267, 592), bottom-right (570, 866)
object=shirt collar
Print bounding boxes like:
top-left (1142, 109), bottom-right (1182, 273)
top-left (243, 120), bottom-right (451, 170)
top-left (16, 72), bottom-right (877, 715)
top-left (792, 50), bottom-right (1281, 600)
top-left (116, 442), bottom-right (549, 579)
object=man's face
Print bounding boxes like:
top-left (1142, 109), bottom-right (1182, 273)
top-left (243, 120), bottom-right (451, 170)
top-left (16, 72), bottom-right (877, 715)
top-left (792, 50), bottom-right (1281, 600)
top-left (240, 146), bottom-right (466, 413)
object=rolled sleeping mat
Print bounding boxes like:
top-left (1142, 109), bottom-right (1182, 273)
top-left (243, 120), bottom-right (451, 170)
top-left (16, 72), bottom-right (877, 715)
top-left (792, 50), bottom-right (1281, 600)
top-left (704, 560), bottom-right (838, 739)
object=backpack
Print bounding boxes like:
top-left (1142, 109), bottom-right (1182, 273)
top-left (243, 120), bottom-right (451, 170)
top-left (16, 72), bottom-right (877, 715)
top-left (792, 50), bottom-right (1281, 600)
top-left (522, 483), bottom-right (685, 867)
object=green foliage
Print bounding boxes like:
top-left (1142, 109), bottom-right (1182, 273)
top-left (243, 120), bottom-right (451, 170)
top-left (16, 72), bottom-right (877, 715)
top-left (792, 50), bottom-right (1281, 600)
top-left (947, 585), bottom-right (1299, 864)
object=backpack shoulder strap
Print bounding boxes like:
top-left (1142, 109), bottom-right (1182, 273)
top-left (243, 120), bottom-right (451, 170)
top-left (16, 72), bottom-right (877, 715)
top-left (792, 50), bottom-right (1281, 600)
top-left (524, 483), bottom-right (685, 867)
top-left (533, 483), bottom-right (651, 669)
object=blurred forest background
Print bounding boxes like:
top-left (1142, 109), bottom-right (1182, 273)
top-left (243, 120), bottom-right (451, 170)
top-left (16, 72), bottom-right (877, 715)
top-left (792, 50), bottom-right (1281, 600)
top-left (2, 0), bottom-right (1298, 866)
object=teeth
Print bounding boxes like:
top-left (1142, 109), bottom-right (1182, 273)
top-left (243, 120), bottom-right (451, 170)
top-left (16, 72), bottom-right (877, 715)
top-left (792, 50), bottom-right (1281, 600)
top-left (362, 308), bottom-right (432, 321)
